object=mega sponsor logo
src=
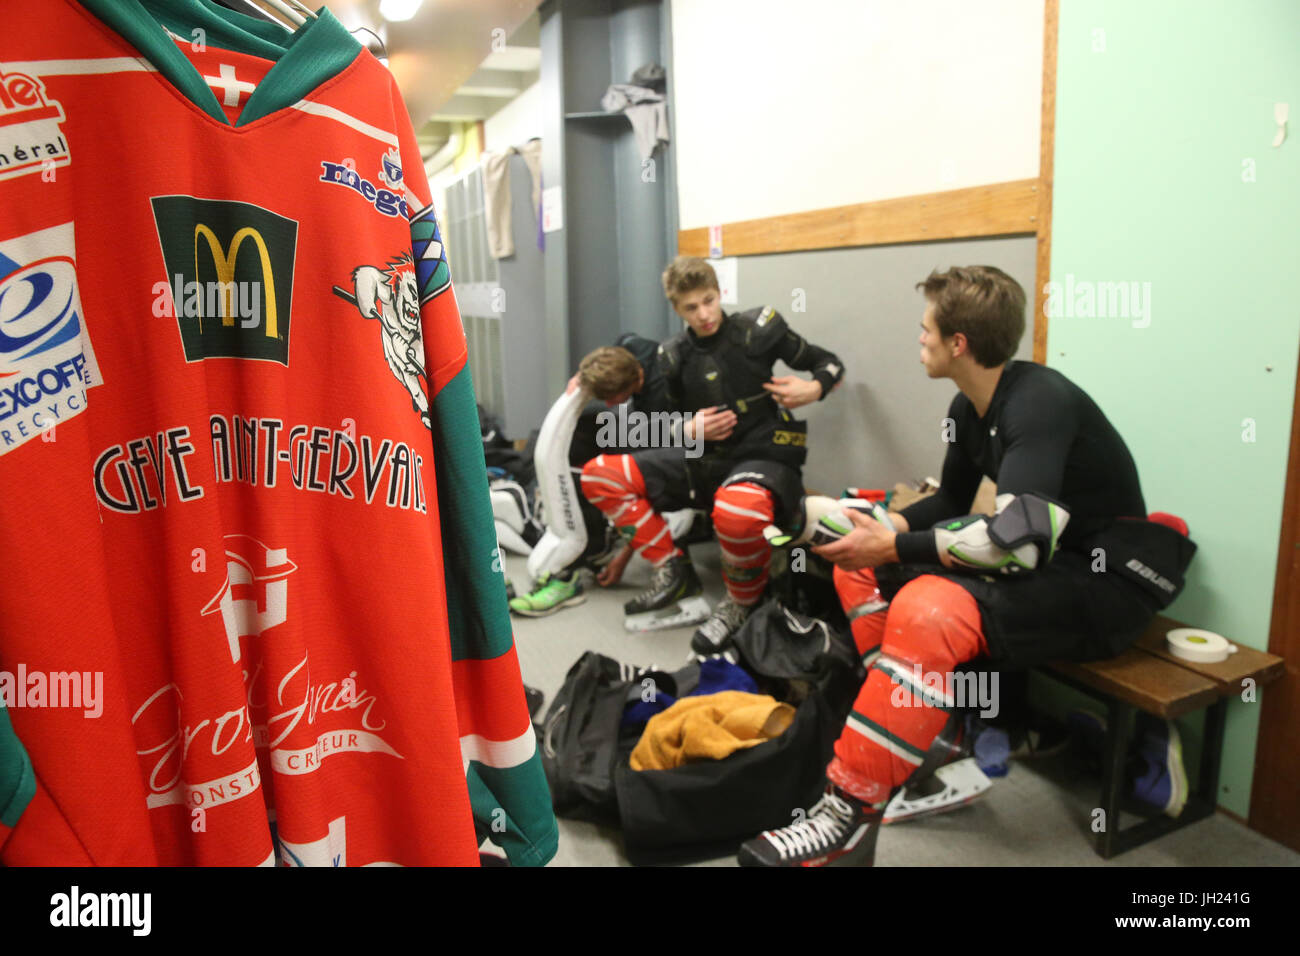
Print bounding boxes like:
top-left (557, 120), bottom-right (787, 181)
top-left (0, 65), bottom-right (71, 182)
top-left (150, 196), bottom-right (298, 365)
top-left (319, 148), bottom-right (409, 218)
top-left (0, 223), bottom-right (102, 454)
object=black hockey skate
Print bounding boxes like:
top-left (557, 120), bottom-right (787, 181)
top-left (738, 783), bottom-right (883, 867)
top-left (622, 555), bottom-right (710, 633)
top-left (689, 595), bottom-right (756, 654)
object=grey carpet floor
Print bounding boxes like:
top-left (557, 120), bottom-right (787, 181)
top-left (504, 547), bottom-right (1299, 868)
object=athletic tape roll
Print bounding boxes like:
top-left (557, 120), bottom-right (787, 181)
top-left (1166, 627), bottom-right (1236, 663)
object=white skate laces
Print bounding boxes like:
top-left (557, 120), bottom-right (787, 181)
top-left (763, 791), bottom-right (858, 860)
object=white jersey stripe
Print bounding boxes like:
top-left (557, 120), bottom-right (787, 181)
top-left (289, 99), bottom-right (400, 147)
top-left (12, 57), bottom-right (156, 76)
top-left (19, 58), bottom-right (400, 147)
top-left (460, 727), bottom-right (537, 770)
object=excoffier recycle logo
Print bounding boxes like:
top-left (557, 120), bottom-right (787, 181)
top-left (0, 222), bottom-right (102, 456)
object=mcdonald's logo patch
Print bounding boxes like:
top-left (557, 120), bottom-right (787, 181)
top-left (151, 196), bottom-right (297, 364)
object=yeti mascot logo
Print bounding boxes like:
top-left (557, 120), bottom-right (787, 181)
top-left (335, 253), bottom-right (430, 429)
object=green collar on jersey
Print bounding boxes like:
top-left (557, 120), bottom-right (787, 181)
top-left (77, 0), bottom-right (362, 127)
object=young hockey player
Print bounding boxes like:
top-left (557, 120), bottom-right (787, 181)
top-left (579, 256), bottom-right (845, 650)
top-left (737, 266), bottom-right (1195, 867)
top-left (508, 336), bottom-right (671, 616)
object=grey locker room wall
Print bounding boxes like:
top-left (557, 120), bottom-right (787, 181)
top-left (444, 153), bottom-right (548, 440)
top-left (716, 236), bottom-right (1037, 497)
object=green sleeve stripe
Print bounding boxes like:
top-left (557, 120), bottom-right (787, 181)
top-left (466, 753), bottom-right (559, 867)
top-left (0, 707), bottom-right (36, 830)
top-left (430, 365), bottom-right (515, 662)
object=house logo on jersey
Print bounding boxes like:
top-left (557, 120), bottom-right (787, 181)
top-left (319, 151), bottom-right (409, 219)
top-left (200, 534), bottom-right (298, 664)
top-left (378, 146), bottom-right (404, 192)
top-left (0, 66), bottom-right (71, 182)
top-left (150, 196), bottom-right (298, 365)
top-left (0, 222), bottom-right (102, 455)
top-left (331, 253), bottom-right (430, 428)
top-left (408, 203), bottom-right (452, 303)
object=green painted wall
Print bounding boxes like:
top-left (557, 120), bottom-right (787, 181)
top-left (1047, 0), bottom-right (1300, 816)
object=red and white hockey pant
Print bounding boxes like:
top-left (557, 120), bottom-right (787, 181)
top-left (711, 482), bottom-right (776, 605)
top-left (579, 454), bottom-right (679, 566)
top-left (825, 566), bottom-right (989, 805)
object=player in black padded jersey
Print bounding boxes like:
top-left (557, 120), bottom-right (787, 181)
top-left (580, 256), bottom-right (845, 649)
top-left (740, 265), bottom-right (1196, 868)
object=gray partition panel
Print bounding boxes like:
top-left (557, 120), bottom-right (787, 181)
top-left (724, 236), bottom-right (1038, 496)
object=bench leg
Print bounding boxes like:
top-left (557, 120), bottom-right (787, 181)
top-left (1094, 698), bottom-right (1227, 859)
top-left (1197, 698), bottom-right (1226, 809)
top-left (1096, 699), bottom-right (1133, 859)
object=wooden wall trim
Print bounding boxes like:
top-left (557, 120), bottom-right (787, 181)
top-left (675, 1), bottom-right (1061, 362)
top-left (677, 179), bottom-right (1039, 259)
top-left (1249, 338), bottom-right (1300, 852)
top-left (1033, 0), bottom-right (1059, 364)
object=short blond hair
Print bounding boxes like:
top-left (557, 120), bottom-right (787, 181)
top-left (578, 346), bottom-right (642, 401)
top-left (661, 255), bottom-right (719, 304)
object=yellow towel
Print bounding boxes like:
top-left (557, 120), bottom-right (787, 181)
top-left (630, 691), bottom-right (796, 771)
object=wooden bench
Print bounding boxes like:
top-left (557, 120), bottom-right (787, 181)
top-left (1041, 615), bottom-right (1285, 859)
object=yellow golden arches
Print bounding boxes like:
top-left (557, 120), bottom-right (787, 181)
top-left (193, 224), bottom-right (277, 338)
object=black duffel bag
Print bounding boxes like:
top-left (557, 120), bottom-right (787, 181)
top-left (538, 652), bottom-right (677, 823)
top-left (613, 599), bottom-right (863, 866)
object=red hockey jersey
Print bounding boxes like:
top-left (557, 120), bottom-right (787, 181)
top-left (0, 0), bottom-right (557, 866)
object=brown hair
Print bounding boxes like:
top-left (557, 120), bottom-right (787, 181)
top-left (578, 347), bottom-right (642, 401)
top-left (916, 266), bottom-right (1026, 367)
top-left (661, 255), bottom-right (719, 304)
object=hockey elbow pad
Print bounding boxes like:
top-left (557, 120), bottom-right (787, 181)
top-left (763, 495), bottom-right (894, 547)
top-left (933, 493), bottom-right (1070, 574)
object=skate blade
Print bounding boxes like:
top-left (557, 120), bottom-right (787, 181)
top-left (624, 595), bottom-right (711, 633)
top-left (882, 758), bottom-right (993, 825)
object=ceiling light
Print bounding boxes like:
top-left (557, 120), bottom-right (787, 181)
top-left (379, 0), bottom-right (424, 22)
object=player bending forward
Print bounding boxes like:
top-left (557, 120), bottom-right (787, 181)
top-left (508, 337), bottom-right (672, 616)
top-left (580, 256), bottom-right (845, 652)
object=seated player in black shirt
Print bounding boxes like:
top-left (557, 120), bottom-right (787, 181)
top-left (740, 265), bottom-right (1195, 867)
